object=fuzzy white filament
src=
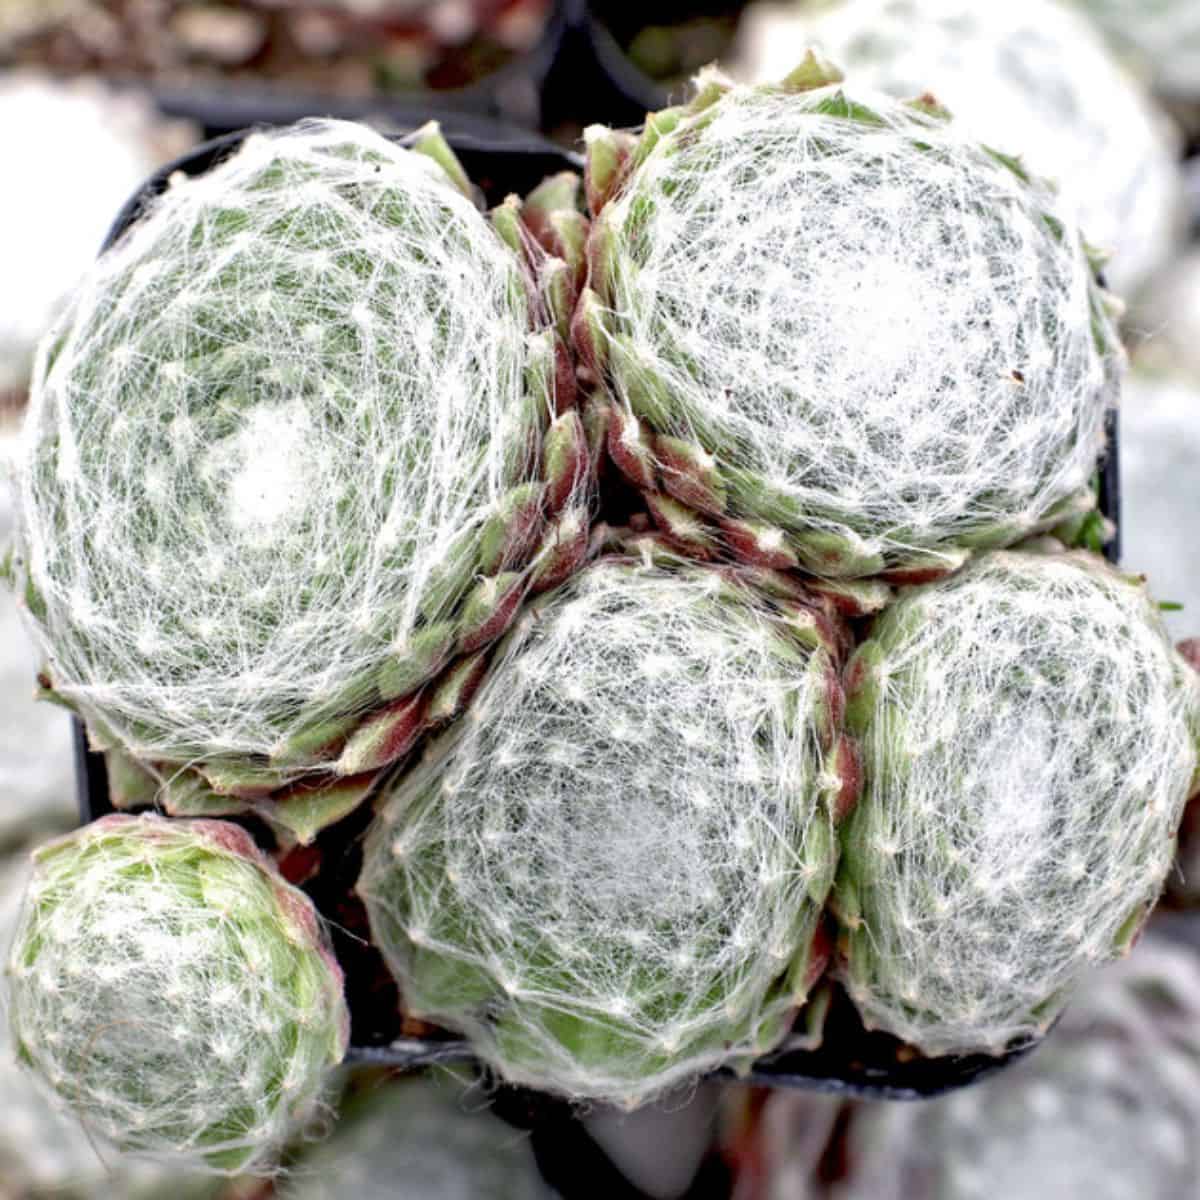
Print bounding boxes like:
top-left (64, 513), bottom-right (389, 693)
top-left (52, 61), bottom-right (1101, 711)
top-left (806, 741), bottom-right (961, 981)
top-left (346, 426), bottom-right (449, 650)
top-left (839, 550), bottom-right (1199, 1054)
top-left (14, 118), bottom-right (538, 764)
top-left (0, 853), bottom-right (220, 1196)
top-left (598, 82), bottom-right (1120, 573)
top-left (732, 0), bottom-right (1184, 298)
top-left (4, 816), bottom-right (349, 1175)
top-left (360, 560), bottom-right (839, 1106)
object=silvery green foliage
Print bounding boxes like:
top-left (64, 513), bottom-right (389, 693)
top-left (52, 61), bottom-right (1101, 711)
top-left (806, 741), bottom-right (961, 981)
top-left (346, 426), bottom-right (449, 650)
top-left (0, 852), bottom-right (224, 1198)
top-left (837, 550), bottom-right (1200, 1055)
top-left (282, 1073), bottom-right (548, 1200)
top-left (13, 117), bottom-right (559, 771)
top-left (1070, 0), bottom-right (1200, 99)
top-left (826, 939), bottom-right (1200, 1200)
top-left (5, 814), bottom-right (350, 1175)
top-left (360, 558), bottom-right (845, 1106)
top-left (1119, 369), bottom-right (1200, 640)
top-left (0, 422), bottom-right (74, 848)
top-left (732, 0), bottom-right (1185, 299)
top-left (0, 73), bottom-right (188, 396)
top-left (587, 73), bottom-right (1121, 578)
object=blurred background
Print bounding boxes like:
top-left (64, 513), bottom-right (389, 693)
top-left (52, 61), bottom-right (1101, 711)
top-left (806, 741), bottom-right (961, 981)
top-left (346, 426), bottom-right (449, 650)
top-left (1, 2), bottom-right (1199, 1197)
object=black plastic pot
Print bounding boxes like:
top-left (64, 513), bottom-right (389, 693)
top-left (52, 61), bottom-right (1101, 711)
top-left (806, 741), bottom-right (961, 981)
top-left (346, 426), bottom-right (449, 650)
top-left (72, 120), bottom-right (1122, 1107)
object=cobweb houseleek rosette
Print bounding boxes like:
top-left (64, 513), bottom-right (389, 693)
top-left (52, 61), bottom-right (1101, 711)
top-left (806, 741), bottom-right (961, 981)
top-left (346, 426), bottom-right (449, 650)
top-left (575, 58), bottom-right (1122, 581)
top-left (12, 118), bottom-right (592, 841)
top-left (0, 852), bottom-right (226, 1198)
top-left (732, 0), bottom-right (1185, 300)
top-left (358, 555), bottom-right (857, 1106)
top-left (835, 549), bottom-right (1200, 1056)
top-left (4, 814), bottom-right (349, 1175)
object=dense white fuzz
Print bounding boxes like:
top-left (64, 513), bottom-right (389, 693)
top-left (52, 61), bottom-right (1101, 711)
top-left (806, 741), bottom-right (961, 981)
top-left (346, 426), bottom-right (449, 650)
top-left (828, 940), bottom-right (1200, 1200)
top-left (1071, 0), bottom-right (1200, 99)
top-left (0, 74), bottom-right (189, 396)
top-left (838, 550), bottom-right (1199, 1054)
top-left (0, 853), bottom-right (225, 1197)
top-left (360, 559), bottom-right (842, 1106)
top-left (595, 81), bottom-right (1120, 575)
top-left (14, 118), bottom-right (546, 765)
top-left (5, 815), bottom-right (349, 1174)
top-left (733, 0), bottom-right (1184, 298)
top-left (282, 1074), bottom-right (546, 1200)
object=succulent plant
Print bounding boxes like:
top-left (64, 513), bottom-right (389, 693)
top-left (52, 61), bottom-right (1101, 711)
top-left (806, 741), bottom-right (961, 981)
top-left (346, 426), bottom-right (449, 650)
top-left (359, 552), bottom-right (854, 1106)
top-left (577, 59), bottom-right (1122, 580)
top-left (281, 1072), bottom-right (548, 1200)
top-left (731, 0), bottom-right (1185, 300)
top-left (5, 814), bottom-right (349, 1174)
top-left (0, 849), bottom-right (230, 1197)
top-left (827, 938), bottom-right (1200, 1200)
top-left (11, 117), bottom-right (589, 840)
top-left (836, 549), bottom-right (1200, 1056)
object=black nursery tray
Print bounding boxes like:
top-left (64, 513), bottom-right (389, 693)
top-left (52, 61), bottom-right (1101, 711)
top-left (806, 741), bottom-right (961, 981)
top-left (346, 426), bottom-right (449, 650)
top-left (72, 118), bottom-right (1122, 1106)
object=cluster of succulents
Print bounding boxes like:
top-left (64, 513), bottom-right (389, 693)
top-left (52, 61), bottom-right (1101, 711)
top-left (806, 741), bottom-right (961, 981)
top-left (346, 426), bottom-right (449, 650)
top-left (4, 53), bottom-right (1200, 1179)
top-left (730, 0), bottom-right (1186, 299)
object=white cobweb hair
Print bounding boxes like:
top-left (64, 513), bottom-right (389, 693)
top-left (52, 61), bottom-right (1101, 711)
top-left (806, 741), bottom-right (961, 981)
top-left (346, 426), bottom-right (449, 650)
top-left (836, 549), bottom-right (1200, 1055)
top-left (4, 815), bottom-right (349, 1176)
top-left (13, 117), bottom-right (548, 766)
top-left (359, 556), bottom-right (845, 1107)
top-left (591, 75), bottom-right (1121, 576)
top-left (826, 937), bottom-right (1200, 1200)
top-left (731, 0), bottom-right (1185, 300)
top-left (0, 852), bottom-right (217, 1197)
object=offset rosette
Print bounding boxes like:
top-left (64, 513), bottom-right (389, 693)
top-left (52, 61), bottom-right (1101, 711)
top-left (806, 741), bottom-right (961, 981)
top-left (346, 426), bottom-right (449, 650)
top-left (836, 549), bottom-right (1200, 1054)
top-left (5, 814), bottom-right (349, 1174)
top-left (577, 58), bottom-right (1122, 580)
top-left (12, 118), bottom-right (591, 841)
top-left (359, 554), bottom-right (856, 1106)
